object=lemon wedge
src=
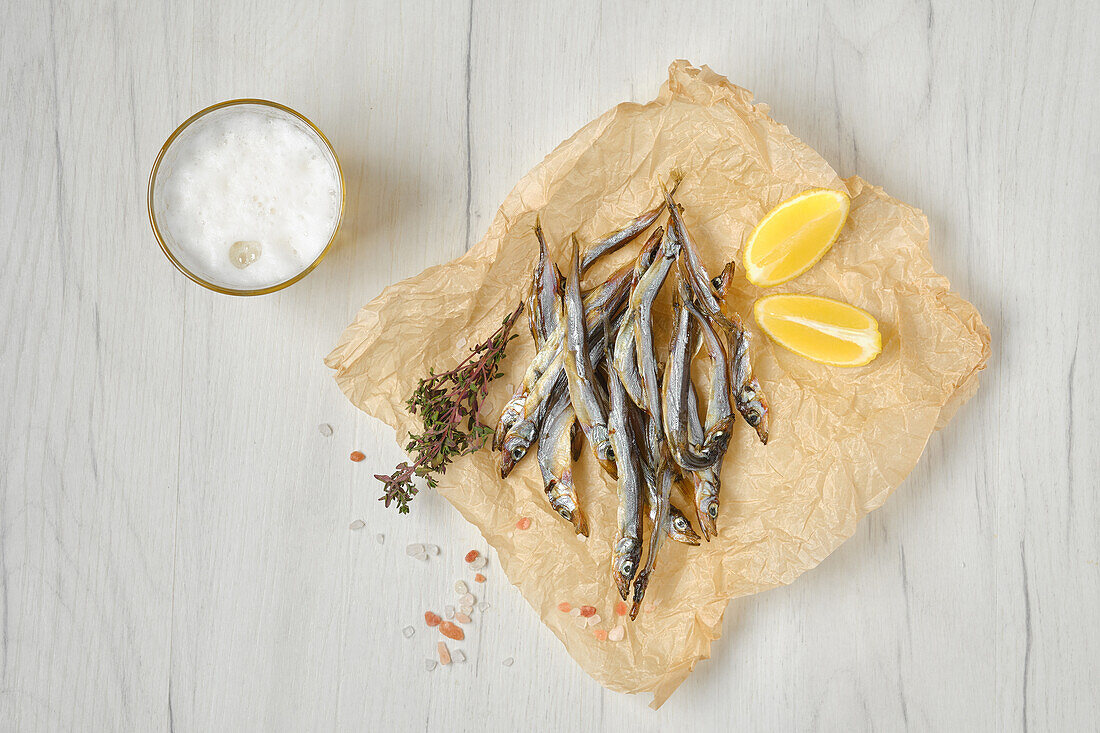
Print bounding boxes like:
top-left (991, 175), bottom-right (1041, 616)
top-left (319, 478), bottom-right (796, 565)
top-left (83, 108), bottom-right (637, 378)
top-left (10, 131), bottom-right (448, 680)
top-left (754, 294), bottom-right (882, 367)
top-left (743, 188), bottom-right (850, 287)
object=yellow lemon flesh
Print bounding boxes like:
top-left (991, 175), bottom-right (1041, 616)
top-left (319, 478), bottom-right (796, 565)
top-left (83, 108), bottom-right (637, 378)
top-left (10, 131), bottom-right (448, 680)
top-left (754, 294), bottom-right (882, 367)
top-left (743, 188), bottom-right (851, 287)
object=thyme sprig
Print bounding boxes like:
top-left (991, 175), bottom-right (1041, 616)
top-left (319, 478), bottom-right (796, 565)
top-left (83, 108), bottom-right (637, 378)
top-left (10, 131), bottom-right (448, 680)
top-left (374, 303), bottom-right (523, 513)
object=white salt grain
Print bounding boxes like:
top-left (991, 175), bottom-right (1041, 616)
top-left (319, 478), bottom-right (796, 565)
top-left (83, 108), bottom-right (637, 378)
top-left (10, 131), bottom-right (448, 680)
top-left (425, 659), bottom-right (437, 671)
top-left (348, 520), bottom-right (365, 530)
top-left (569, 607), bottom-right (581, 617)
top-left (456, 337), bottom-right (467, 349)
top-left (406, 543), bottom-right (425, 557)
top-left (453, 649), bottom-right (466, 663)
top-left (402, 626), bottom-right (415, 638)
top-left (460, 605), bottom-right (473, 616)
top-left (425, 544), bottom-right (441, 556)
top-left (413, 552), bottom-right (429, 562)
top-left (318, 423), bottom-right (333, 437)
top-left (608, 626), bottom-right (625, 642)
top-left (454, 581), bottom-right (468, 595)
top-left (376, 534), bottom-right (385, 544)
top-left (589, 614), bottom-right (602, 626)
top-left (460, 593), bottom-right (476, 606)
top-left (469, 556), bottom-right (488, 570)
top-left (477, 602), bottom-right (490, 612)
top-left (502, 657), bottom-right (514, 667)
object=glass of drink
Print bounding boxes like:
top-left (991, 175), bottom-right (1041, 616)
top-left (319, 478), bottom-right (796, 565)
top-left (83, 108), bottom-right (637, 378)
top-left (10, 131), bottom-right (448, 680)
top-left (148, 99), bottom-right (345, 295)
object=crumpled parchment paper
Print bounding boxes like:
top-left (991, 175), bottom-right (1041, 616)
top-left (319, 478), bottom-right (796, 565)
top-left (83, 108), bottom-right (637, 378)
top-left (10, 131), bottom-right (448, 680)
top-left (325, 61), bottom-right (990, 708)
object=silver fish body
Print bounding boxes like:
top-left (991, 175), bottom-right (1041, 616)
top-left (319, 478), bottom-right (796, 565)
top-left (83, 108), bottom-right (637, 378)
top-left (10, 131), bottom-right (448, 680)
top-left (562, 235), bottom-right (616, 478)
top-left (579, 172), bottom-right (681, 274)
top-left (686, 383), bottom-right (721, 540)
top-left (661, 274), bottom-right (695, 470)
top-left (607, 355), bottom-right (644, 599)
top-left (536, 394), bottom-right (589, 536)
top-left (630, 226), bottom-right (681, 460)
top-left (630, 453), bottom-right (676, 619)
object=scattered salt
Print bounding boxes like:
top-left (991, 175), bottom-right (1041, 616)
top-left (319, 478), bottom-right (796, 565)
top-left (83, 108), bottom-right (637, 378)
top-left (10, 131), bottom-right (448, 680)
top-left (453, 649), bottom-right (466, 663)
top-left (608, 626), bottom-right (625, 642)
top-left (438, 641), bottom-right (451, 665)
top-left (406, 543), bottom-right (425, 557)
top-left (455, 612), bottom-right (471, 624)
top-left (413, 552), bottom-right (429, 561)
top-left (477, 602), bottom-right (490, 612)
top-left (425, 544), bottom-right (441, 556)
top-left (470, 556), bottom-right (488, 570)
top-left (454, 581), bottom-right (468, 595)
top-left (456, 337), bottom-right (467, 349)
top-left (425, 659), bottom-right (437, 671)
top-left (569, 607), bottom-right (581, 617)
top-left (502, 657), bottom-right (514, 667)
top-left (460, 593), bottom-right (475, 606)
top-left (460, 604), bottom-right (473, 616)
top-left (402, 626), bottom-right (415, 639)
top-left (445, 605), bottom-right (455, 619)
top-left (318, 423), bottom-right (333, 437)
top-left (589, 614), bottom-right (602, 626)
top-left (376, 534), bottom-right (385, 544)
top-left (348, 520), bottom-right (365, 530)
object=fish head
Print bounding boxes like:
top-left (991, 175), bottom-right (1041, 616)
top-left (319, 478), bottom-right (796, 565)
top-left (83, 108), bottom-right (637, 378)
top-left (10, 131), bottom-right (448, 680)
top-left (668, 511), bottom-right (702, 546)
top-left (693, 475), bottom-right (721, 542)
top-left (591, 428), bottom-right (619, 479)
top-left (499, 429), bottom-right (533, 478)
top-left (611, 537), bottom-right (643, 600)
top-left (493, 397), bottom-right (526, 451)
top-left (738, 384), bottom-right (770, 444)
top-left (546, 471), bottom-right (589, 536)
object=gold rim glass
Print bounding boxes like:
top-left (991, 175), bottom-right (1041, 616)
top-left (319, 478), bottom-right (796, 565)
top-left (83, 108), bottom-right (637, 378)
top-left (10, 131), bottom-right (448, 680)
top-left (147, 99), bottom-right (345, 296)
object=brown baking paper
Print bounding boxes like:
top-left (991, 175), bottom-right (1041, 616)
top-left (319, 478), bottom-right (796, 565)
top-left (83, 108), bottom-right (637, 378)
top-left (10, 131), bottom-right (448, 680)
top-left (325, 61), bottom-right (990, 707)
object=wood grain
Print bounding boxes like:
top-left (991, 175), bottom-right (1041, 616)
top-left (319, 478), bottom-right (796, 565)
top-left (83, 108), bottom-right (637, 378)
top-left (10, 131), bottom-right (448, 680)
top-left (1, 0), bottom-right (1097, 730)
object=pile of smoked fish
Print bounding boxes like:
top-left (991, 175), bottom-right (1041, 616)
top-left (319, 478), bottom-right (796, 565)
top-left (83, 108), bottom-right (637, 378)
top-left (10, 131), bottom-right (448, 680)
top-left (493, 173), bottom-right (769, 618)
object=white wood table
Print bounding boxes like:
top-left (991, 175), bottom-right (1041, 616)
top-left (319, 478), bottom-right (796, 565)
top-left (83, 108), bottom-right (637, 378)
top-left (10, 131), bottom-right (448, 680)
top-left (2, 1), bottom-right (1097, 730)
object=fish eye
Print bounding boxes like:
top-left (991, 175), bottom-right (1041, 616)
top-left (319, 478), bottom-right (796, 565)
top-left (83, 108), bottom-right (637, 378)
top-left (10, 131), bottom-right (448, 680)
top-left (745, 410), bottom-right (760, 427)
top-left (674, 517), bottom-right (687, 531)
top-left (708, 503), bottom-right (719, 518)
top-left (605, 446), bottom-right (616, 460)
top-left (621, 561), bottom-right (634, 576)
top-left (511, 446), bottom-right (526, 460)
top-left (559, 508), bottom-right (573, 521)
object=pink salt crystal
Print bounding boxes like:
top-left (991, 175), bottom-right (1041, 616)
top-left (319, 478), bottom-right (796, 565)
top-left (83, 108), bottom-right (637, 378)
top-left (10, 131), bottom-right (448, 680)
top-left (437, 641), bottom-right (451, 666)
top-left (455, 612), bottom-right (471, 624)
